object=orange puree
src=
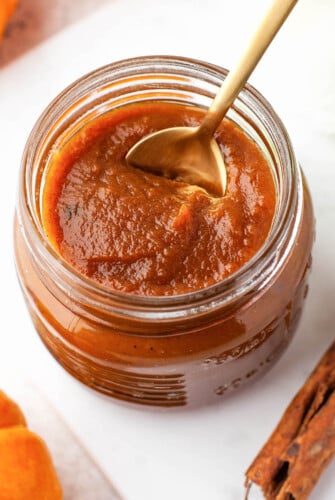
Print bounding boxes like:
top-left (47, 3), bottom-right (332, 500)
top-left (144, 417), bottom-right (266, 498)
top-left (42, 102), bottom-right (276, 295)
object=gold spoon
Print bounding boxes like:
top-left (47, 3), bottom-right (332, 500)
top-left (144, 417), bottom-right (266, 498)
top-left (126, 0), bottom-right (298, 196)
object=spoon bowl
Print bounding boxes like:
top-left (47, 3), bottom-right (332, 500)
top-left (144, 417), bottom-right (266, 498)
top-left (126, 0), bottom-right (298, 195)
top-left (126, 125), bottom-right (227, 197)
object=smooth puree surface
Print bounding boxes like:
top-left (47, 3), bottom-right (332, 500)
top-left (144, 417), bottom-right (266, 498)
top-left (42, 102), bottom-right (276, 295)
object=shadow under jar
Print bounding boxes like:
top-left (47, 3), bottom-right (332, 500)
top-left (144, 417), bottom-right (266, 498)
top-left (14, 56), bottom-right (314, 408)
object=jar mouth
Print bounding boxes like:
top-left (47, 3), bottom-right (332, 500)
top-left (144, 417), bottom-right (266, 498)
top-left (19, 55), bottom-right (300, 318)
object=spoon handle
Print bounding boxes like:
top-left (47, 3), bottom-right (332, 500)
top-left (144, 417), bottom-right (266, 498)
top-left (199, 0), bottom-right (299, 135)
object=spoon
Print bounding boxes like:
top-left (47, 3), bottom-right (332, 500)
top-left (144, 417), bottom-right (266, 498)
top-left (126, 0), bottom-right (299, 196)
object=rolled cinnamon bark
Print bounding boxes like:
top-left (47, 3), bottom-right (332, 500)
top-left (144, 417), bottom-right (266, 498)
top-left (245, 341), bottom-right (335, 500)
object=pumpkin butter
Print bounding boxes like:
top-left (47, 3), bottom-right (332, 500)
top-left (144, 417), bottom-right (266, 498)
top-left (42, 102), bottom-right (276, 295)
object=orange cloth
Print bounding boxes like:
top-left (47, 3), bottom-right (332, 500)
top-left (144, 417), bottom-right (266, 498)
top-left (0, 0), bottom-right (18, 39)
top-left (0, 390), bottom-right (62, 500)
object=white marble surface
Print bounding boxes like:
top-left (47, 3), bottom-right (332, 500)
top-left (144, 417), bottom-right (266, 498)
top-left (1, 0), bottom-right (335, 499)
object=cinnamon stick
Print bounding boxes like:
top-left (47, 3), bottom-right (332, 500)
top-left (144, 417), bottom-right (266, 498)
top-left (245, 341), bottom-right (335, 500)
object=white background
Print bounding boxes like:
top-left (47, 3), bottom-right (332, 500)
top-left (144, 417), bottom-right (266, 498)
top-left (1, 0), bottom-right (335, 499)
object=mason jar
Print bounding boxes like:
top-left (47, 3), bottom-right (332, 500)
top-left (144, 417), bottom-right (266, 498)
top-left (14, 56), bottom-right (314, 408)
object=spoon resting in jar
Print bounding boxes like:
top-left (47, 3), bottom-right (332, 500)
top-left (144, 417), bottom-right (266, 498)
top-left (126, 0), bottom-right (298, 197)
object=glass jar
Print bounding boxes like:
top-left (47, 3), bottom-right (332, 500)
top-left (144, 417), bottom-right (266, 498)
top-left (14, 56), bottom-right (314, 408)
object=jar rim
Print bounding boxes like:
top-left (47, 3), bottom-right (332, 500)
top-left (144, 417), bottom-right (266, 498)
top-left (19, 55), bottom-right (301, 319)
